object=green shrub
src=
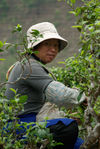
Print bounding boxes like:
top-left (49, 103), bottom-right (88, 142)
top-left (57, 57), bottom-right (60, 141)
top-left (51, 0), bottom-right (100, 148)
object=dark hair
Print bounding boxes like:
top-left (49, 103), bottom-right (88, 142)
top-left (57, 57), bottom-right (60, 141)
top-left (33, 43), bottom-right (41, 50)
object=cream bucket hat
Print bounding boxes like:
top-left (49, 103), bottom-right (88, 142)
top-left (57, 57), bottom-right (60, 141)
top-left (27, 22), bottom-right (68, 51)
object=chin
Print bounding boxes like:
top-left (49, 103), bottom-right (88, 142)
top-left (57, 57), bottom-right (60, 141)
top-left (45, 58), bottom-right (55, 64)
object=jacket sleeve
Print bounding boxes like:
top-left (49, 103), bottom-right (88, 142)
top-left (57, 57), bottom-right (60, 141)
top-left (45, 81), bottom-right (86, 109)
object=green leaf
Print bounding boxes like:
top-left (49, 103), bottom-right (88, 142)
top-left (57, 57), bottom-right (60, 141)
top-left (5, 43), bottom-right (12, 50)
top-left (10, 88), bottom-right (17, 94)
top-left (72, 25), bottom-right (82, 29)
top-left (19, 95), bottom-right (27, 103)
top-left (0, 49), bottom-right (4, 52)
top-left (94, 30), bottom-right (100, 34)
top-left (16, 24), bottom-right (22, 32)
top-left (71, 0), bottom-right (76, 4)
top-left (15, 98), bottom-right (20, 102)
top-left (37, 129), bottom-right (47, 138)
top-left (69, 11), bottom-right (76, 15)
top-left (75, 7), bottom-right (81, 16)
top-left (77, 91), bottom-right (84, 102)
top-left (33, 51), bottom-right (39, 54)
top-left (95, 21), bottom-right (100, 26)
top-left (0, 58), bottom-right (6, 61)
top-left (12, 24), bottom-right (22, 32)
top-left (31, 29), bottom-right (40, 37)
top-left (58, 61), bottom-right (65, 64)
top-left (0, 41), bottom-right (3, 48)
top-left (95, 7), bottom-right (100, 13)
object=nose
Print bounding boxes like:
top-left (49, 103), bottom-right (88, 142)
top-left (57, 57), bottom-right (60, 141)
top-left (49, 45), bottom-right (57, 52)
top-left (50, 46), bottom-right (56, 51)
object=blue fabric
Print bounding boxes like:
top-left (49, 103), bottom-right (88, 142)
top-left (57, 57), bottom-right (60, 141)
top-left (16, 113), bottom-right (36, 134)
top-left (74, 138), bottom-right (84, 149)
top-left (19, 114), bottom-right (74, 127)
top-left (18, 113), bottom-right (36, 123)
top-left (45, 118), bottom-right (74, 127)
top-left (19, 114), bottom-right (83, 149)
top-left (5, 113), bottom-right (83, 149)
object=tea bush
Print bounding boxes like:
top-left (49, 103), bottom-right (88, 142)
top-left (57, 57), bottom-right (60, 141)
top-left (51, 0), bottom-right (100, 148)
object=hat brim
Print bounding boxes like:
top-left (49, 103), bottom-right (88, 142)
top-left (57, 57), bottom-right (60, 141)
top-left (27, 32), bottom-right (68, 52)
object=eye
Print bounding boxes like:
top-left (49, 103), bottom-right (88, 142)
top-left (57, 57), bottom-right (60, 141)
top-left (44, 41), bottom-right (49, 46)
top-left (53, 43), bottom-right (59, 49)
top-left (54, 43), bottom-right (58, 47)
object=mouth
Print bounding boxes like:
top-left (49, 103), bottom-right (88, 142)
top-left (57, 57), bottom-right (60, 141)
top-left (48, 53), bottom-right (56, 57)
top-left (48, 54), bottom-right (55, 59)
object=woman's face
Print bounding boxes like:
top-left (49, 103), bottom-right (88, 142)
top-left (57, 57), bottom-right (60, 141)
top-left (34, 39), bottom-right (59, 64)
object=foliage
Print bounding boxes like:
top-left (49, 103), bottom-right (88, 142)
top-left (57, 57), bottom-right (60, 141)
top-left (0, 89), bottom-right (26, 149)
top-left (0, 89), bottom-right (60, 149)
top-left (51, 0), bottom-right (100, 148)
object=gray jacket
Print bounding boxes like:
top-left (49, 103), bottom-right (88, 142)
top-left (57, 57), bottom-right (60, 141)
top-left (5, 58), bottom-right (53, 115)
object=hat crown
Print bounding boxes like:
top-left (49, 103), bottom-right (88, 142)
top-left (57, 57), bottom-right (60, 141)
top-left (27, 22), bottom-right (57, 35)
top-left (27, 22), bottom-right (68, 51)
